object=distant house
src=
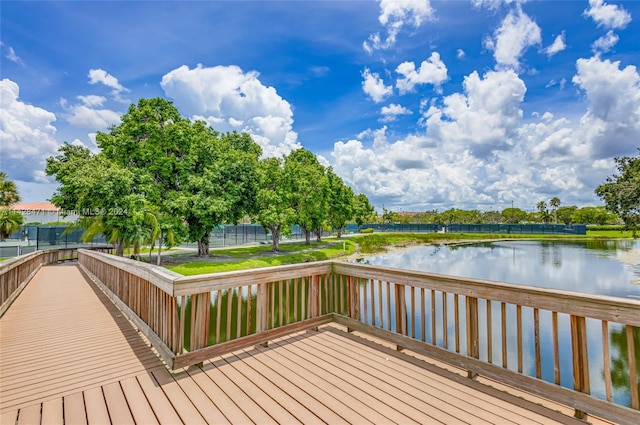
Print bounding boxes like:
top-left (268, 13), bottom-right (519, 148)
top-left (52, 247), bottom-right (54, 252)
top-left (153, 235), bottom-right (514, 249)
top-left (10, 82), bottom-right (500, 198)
top-left (10, 202), bottom-right (77, 224)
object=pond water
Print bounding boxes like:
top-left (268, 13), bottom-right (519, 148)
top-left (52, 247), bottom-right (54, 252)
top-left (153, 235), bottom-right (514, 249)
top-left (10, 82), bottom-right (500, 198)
top-left (354, 239), bottom-right (640, 407)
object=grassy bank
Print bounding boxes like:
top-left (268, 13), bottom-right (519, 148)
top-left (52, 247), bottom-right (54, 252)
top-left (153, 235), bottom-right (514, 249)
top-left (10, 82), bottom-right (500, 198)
top-left (167, 240), bottom-right (356, 275)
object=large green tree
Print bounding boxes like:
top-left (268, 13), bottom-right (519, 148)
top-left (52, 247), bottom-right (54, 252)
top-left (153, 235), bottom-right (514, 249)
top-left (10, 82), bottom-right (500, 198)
top-left (46, 145), bottom-right (153, 256)
top-left (255, 157), bottom-right (296, 252)
top-left (352, 193), bottom-right (375, 227)
top-left (0, 172), bottom-right (21, 206)
top-left (284, 148), bottom-right (328, 244)
top-left (595, 151), bottom-right (640, 236)
top-left (172, 126), bottom-right (261, 256)
top-left (501, 207), bottom-right (527, 224)
top-left (325, 168), bottom-right (354, 238)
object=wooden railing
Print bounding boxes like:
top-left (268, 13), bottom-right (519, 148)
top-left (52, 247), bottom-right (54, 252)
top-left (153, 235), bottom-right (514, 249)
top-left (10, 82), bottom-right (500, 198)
top-left (332, 262), bottom-right (640, 424)
top-left (0, 246), bottom-right (113, 317)
top-left (76, 250), bottom-right (639, 423)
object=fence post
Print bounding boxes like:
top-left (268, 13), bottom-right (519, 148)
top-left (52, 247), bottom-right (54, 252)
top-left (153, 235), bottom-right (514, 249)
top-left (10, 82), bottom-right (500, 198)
top-left (347, 276), bottom-right (359, 332)
top-left (255, 282), bottom-right (268, 347)
top-left (190, 292), bottom-right (210, 354)
top-left (466, 296), bottom-right (480, 378)
top-left (394, 284), bottom-right (407, 351)
top-left (570, 315), bottom-right (590, 419)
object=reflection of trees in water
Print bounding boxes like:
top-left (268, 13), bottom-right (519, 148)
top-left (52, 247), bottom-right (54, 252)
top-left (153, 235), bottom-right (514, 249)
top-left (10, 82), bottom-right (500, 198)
top-left (609, 326), bottom-right (640, 407)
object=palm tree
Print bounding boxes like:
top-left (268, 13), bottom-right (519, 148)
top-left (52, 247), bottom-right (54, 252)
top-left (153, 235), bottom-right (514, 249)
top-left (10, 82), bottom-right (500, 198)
top-left (536, 201), bottom-right (549, 223)
top-left (550, 197), bottom-right (561, 223)
top-left (0, 172), bottom-right (21, 206)
top-left (0, 208), bottom-right (24, 240)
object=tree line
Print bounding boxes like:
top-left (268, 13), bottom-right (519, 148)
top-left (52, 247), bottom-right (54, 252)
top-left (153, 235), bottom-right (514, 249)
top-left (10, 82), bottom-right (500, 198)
top-left (45, 98), bottom-right (375, 258)
top-left (381, 202), bottom-right (619, 226)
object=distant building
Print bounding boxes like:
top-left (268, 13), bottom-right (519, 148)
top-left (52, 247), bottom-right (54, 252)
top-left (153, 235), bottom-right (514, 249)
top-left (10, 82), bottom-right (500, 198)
top-left (10, 202), bottom-right (77, 224)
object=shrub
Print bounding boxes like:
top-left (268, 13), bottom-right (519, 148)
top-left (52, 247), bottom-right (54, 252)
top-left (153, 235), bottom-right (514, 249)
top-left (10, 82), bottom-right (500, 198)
top-left (360, 228), bottom-right (374, 234)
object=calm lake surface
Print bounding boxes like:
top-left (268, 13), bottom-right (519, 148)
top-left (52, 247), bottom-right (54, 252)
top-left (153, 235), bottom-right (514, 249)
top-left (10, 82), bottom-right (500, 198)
top-left (355, 239), bottom-right (640, 407)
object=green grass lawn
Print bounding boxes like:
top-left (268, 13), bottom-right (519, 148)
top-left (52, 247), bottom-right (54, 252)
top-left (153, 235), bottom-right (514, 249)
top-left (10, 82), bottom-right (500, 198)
top-left (167, 240), bottom-right (356, 275)
top-left (586, 229), bottom-right (636, 238)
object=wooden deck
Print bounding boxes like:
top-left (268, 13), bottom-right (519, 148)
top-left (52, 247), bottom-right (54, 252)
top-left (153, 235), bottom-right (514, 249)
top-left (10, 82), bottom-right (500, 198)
top-left (0, 264), bottom-right (613, 424)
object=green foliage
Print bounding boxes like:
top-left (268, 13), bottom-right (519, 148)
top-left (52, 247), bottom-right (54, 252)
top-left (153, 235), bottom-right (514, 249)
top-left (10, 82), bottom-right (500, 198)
top-left (325, 168), bottom-right (354, 237)
top-left (255, 157), bottom-right (296, 252)
top-left (360, 228), bottom-right (374, 233)
top-left (0, 208), bottom-right (24, 239)
top-left (352, 194), bottom-right (375, 226)
top-left (284, 148), bottom-right (328, 244)
top-left (595, 151), bottom-right (640, 236)
top-left (0, 172), bottom-right (20, 206)
top-left (500, 207), bottom-right (527, 224)
top-left (571, 206), bottom-right (618, 225)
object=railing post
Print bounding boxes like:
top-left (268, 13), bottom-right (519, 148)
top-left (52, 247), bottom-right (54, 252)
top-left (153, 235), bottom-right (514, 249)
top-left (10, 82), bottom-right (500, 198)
top-left (347, 276), bottom-right (360, 332)
top-left (308, 275), bottom-right (320, 332)
top-left (394, 284), bottom-right (407, 351)
top-left (466, 296), bottom-right (480, 378)
top-left (190, 292), bottom-right (210, 353)
top-left (570, 315), bottom-right (590, 419)
top-left (255, 282), bottom-right (268, 347)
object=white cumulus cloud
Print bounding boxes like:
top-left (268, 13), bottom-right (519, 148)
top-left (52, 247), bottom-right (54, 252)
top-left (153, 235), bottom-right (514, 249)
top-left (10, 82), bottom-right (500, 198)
top-left (0, 79), bottom-right (59, 183)
top-left (361, 68), bottom-right (393, 103)
top-left (584, 0), bottom-right (632, 30)
top-left (572, 56), bottom-right (640, 159)
top-left (88, 69), bottom-right (130, 102)
top-left (60, 97), bottom-right (121, 130)
top-left (364, 0), bottom-right (434, 53)
top-left (380, 103), bottom-right (413, 123)
top-left (544, 32), bottom-right (566, 57)
top-left (160, 64), bottom-right (300, 158)
top-left (395, 52), bottom-right (448, 94)
top-left (591, 30), bottom-right (619, 54)
top-left (484, 5), bottom-right (542, 69)
top-left (423, 69), bottom-right (527, 157)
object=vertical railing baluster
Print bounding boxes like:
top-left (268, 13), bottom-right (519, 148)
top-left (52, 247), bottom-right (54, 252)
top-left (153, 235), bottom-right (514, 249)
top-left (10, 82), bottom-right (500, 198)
top-left (570, 314), bottom-right (590, 419)
top-left (602, 321), bottom-right (612, 402)
top-left (626, 325), bottom-right (638, 409)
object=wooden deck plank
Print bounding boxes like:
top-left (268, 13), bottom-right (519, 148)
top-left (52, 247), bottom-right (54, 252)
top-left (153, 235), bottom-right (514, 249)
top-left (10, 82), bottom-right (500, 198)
top-left (102, 382), bottom-right (135, 425)
top-left (63, 392), bottom-right (87, 425)
top-left (265, 334), bottom-right (420, 424)
top-left (0, 265), bottom-right (163, 413)
top-left (167, 369), bottom-right (230, 425)
top-left (41, 399), bottom-right (63, 425)
top-left (327, 330), bottom-right (543, 425)
top-left (150, 369), bottom-right (207, 425)
top-left (83, 387), bottom-right (111, 425)
top-left (243, 344), bottom-right (375, 424)
top-left (206, 356), bottom-right (302, 424)
top-left (199, 359), bottom-right (279, 425)
top-left (184, 366), bottom-right (256, 424)
top-left (219, 350), bottom-right (326, 424)
top-left (314, 329), bottom-right (546, 425)
top-left (15, 404), bottom-right (39, 425)
top-left (283, 332), bottom-right (470, 425)
top-left (233, 347), bottom-right (353, 424)
top-left (0, 409), bottom-right (18, 425)
top-left (135, 373), bottom-right (184, 425)
top-left (120, 377), bottom-right (161, 425)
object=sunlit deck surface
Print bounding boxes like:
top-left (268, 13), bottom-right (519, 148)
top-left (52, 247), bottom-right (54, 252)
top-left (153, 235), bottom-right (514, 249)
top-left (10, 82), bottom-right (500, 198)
top-left (0, 265), bottom-right (614, 424)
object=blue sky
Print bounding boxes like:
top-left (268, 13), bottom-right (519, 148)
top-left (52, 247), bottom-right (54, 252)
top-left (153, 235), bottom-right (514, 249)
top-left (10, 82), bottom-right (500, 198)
top-left (2, 0), bottom-right (639, 213)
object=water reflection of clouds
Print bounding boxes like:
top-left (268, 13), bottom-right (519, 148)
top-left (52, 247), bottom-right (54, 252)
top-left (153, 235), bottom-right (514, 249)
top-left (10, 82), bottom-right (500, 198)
top-left (362, 241), bottom-right (640, 299)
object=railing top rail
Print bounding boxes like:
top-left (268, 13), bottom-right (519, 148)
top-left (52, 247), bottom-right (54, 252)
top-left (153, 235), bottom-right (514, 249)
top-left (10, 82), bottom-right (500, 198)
top-left (78, 249), bottom-right (180, 296)
top-left (0, 250), bottom-right (43, 272)
top-left (173, 261), bottom-right (334, 295)
top-left (333, 261), bottom-right (640, 326)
